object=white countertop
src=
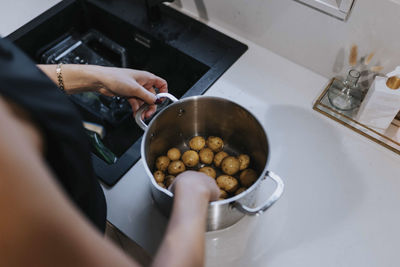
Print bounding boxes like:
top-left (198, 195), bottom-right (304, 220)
top-left (2, 2), bottom-right (400, 266)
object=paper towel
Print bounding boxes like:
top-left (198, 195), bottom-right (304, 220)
top-left (357, 66), bottom-right (400, 131)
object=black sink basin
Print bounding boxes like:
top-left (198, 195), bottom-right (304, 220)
top-left (7, 0), bottom-right (247, 186)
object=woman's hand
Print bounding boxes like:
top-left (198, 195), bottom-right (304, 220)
top-left (95, 67), bottom-right (168, 118)
top-left (152, 171), bottom-right (220, 267)
top-left (170, 171), bottom-right (220, 201)
top-left (38, 64), bottom-right (168, 118)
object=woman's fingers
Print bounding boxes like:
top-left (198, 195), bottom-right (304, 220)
top-left (127, 98), bottom-right (140, 116)
top-left (145, 104), bottom-right (157, 118)
top-left (128, 97), bottom-right (156, 119)
top-left (142, 87), bottom-right (157, 118)
top-left (130, 83), bottom-right (157, 105)
top-left (153, 76), bottom-right (168, 93)
top-left (97, 67), bottom-right (169, 117)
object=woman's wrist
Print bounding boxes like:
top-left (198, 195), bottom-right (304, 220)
top-left (37, 64), bottom-right (104, 94)
top-left (60, 64), bottom-right (104, 94)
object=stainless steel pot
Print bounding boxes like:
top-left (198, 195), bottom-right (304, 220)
top-left (135, 93), bottom-right (284, 231)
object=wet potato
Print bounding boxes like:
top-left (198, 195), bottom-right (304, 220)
top-left (182, 150), bottom-right (200, 167)
top-left (239, 169), bottom-right (258, 187)
top-left (156, 156), bottom-right (170, 172)
top-left (213, 151), bottom-right (229, 168)
top-left (199, 148), bottom-right (214, 164)
top-left (206, 136), bottom-right (224, 152)
top-left (168, 160), bottom-right (186, 175)
top-left (153, 170), bottom-right (165, 183)
top-left (221, 156), bottom-right (240, 175)
top-left (152, 135), bottom-right (258, 200)
top-left (198, 166), bottom-right (217, 179)
top-left (164, 175), bottom-right (176, 188)
top-left (219, 189), bottom-right (228, 199)
top-left (216, 175), bottom-right (239, 193)
top-left (167, 147), bottom-right (181, 161)
top-left (238, 154), bottom-right (250, 171)
top-left (189, 136), bottom-right (206, 151)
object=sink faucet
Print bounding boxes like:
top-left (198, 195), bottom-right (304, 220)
top-left (145, 0), bottom-right (174, 22)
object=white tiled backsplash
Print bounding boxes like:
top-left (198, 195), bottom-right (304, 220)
top-left (175, 0), bottom-right (400, 79)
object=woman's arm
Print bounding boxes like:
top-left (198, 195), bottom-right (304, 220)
top-left (37, 64), bottom-right (168, 118)
top-left (152, 171), bottom-right (220, 267)
top-left (0, 96), bottom-right (137, 267)
top-left (0, 97), bottom-right (219, 267)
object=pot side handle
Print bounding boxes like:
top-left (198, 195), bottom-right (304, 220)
top-left (134, 93), bottom-right (179, 131)
top-left (234, 171), bottom-right (284, 216)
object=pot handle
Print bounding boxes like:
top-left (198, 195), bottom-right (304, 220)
top-left (134, 93), bottom-right (179, 131)
top-left (234, 171), bottom-right (284, 216)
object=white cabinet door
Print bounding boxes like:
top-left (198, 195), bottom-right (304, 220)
top-left (295, 0), bottom-right (355, 20)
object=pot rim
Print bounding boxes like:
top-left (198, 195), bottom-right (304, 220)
top-left (140, 95), bottom-right (270, 206)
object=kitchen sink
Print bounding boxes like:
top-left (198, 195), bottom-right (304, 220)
top-left (7, 0), bottom-right (247, 186)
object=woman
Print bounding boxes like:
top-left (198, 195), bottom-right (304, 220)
top-left (0, 37), bottom-right (219, 267)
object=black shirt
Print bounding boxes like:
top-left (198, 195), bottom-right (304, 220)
top-left (0, 38), bottom-right (106, 232)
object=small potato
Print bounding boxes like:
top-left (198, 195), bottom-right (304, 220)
top-left (238, 154), bottom-right (250, 171)
top-left (168, 160), bottom-right (186, 175)
top-left (189, 136), bottom-right (206, 151)
top-left (157, 182), bottom-right (166, 189)
top-left (165, 175), bottom-right (175, 188)
top-left (153, 170), bottom-right (165, 183)
top-left (221, 156), bottom-right (240, 175)
top-left (206, 136), bottom-right (224, 152)
top-left (182, 150), bottom-right (200, 167)
top-left (198, 166), bottom-right (217, 179)
top-left (199, 148), bottom-right (214, 164)
top-left (219, 189), bottom-right (228, 199)
top-left (216, 175), bottom-right (239, 193)
top-left (239, 169), bottom-right (258, 187)
top-left (213, 151), bottom-right (229, 168)
top-left (235, 187), bottom-right (246, 195)
top-left (167, 148), bottom-right (181, 161)
top-left (156, 156), bottom-right (170, 172)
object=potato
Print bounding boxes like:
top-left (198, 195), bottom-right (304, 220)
top-left (155, 156), bottom-right (170, 172)
top-left (216, 175), bottom-right (239, 193)
top-left (198, 166), bottom-right (217, 179)
top-left (238, 154), bottom-right (250, 171)
top-left (153, 170), bottom-right (165, 183)
top-left (235, 187), bottom-right (246, 195)
top-left (206, 136), bottom-right (224, 152)
top-left (219, 189), bottom-right (228, 199)
top-left (199, 148), bottom-right (214, 164)
top-left (239, 169), bottom-right (258, 187)
top-left (157, 182), bottom-right (166, 189)
top-left (168, 160), bottom-right (186, 175)
top-left (167, 147), bottom-right (181, 161)
top-left (221, 156), bottom-right (240, 175)
top-left (165, 175), bottom-right (175, 188)
top-left (189, 136), bottom-right (206, 151)
top-left (213, 151), bottom-right (229, 168)
top-left (182, 150), bottom-right (200, 167)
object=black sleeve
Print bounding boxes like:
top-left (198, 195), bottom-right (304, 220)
top-left (0, 38), bottom-right (106, 233)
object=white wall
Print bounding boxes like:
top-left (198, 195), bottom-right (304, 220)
top-left (175, 0), bottom-right (400, 79)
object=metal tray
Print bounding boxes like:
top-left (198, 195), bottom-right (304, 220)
top-left (313, 78), bottom-right (400, 155)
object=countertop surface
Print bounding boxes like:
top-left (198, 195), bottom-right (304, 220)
top-left (2, 1), bottom-right (400, 266)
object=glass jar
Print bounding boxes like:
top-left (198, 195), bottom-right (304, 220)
top-left (328, 69), bottom-right (362, 111)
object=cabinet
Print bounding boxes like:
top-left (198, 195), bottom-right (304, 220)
top-left (295, 0), bottom-right (355, 20)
